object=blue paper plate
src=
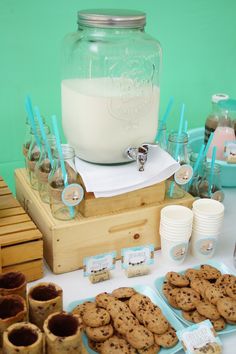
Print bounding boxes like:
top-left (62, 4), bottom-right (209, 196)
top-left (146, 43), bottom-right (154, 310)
top-left (67, 285), bottom-right (185, 354)
top-left (154, 260), bottom-right (236, 335)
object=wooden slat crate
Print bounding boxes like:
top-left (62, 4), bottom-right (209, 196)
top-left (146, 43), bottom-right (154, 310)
top-left (15, 168), bottom-right (194, 274)
top-left (0, 176), bottom-right (43, 282)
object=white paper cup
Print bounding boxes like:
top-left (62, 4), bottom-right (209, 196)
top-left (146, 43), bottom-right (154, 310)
top-left (160, 223), bottom-right (193, 235)
top-left (192, 199), bottom-right (224, 216)
top-left (190, 232), bottom-right (218, 260)
top-left (160, 227), bottom-right (192, 241)
top-left (161, 205), bottom-right (193, 225)
top-left (161, 234), bottom-right (189, 265)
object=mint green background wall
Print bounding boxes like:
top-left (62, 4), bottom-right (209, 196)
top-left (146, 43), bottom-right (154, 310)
top-left (0, 0), bottom-right (236, 191)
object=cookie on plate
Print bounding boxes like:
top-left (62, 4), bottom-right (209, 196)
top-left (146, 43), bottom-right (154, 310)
top-left (225, 280), bottom-right (236, 299)
top-left (86, 324), bottom-right (114, 342)
top-left (199, 264), bottom-right (221, 281)
top-left (126, 325), bottom-right (154, 350)
top-left (190, 278), bottom-right (210, 298)
top-left (204, 284), bottom-right (225, 305)
top-left (113, 312), bottom-right (139, 335)
top-left (196, 301), bottom-right (220, 321)
top-left (154, 327), bottom-right (178, 348)
top-left (128, 293), bottom-right (154, 315)
top-left (95, 292), bottom-right (116, 309)
top-left (185, 268), bottom-right (201, 281)
top-left (83, 307), bottom-right (110, 327)
top-left (166, 272), bottom-right (189, 287)
top-left (138, 344), bottom-right (161, 353)
top-left (142, 308), bottom-right (169, 335)
top-left (107, 299), bottom-right (131, 320)
top-left (175, 287), bottom-right (200, 311)
top-left (72, 301), bottom-right (96, 318)
top-left (111, 287), bottom-right (136, 301)
top-left (101, 335), bottom-right (136, 354)
top-left (182, 309), bottom-right (207, 323)
top-left (217, 297), bottom-right (236, 322)
top-left (211, 317), bottom-right (226, 331)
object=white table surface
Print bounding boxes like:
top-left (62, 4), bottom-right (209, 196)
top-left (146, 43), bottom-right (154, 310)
top-left (29, 188), bottom-right (236, 352)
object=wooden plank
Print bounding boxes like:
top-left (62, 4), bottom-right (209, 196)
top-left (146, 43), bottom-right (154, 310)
top-left (0, 229), bottom-right (42, 247)
top-left (0, 187), bottom-right (11, 196)
top-left (0, 221), bottom-right (36, 237)
top-left (0, 194), bottom-right (20, 210)
top-left (0, 207), bottom-right (26, 218)
top-left (0, 176), bottom-right (3, 181)
top-left (0, 214), bottom-right (31, 227)
top-left (0, 246), bottom-right (2, 272)
top-left (0, 181), bottom-right (7, 188)
top-left (2, 259), bottom-right (44, 282)
top-left (1, 240), bottom-right (43, 266)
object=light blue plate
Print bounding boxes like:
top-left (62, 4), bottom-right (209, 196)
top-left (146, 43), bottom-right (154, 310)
top-left (67, 285), bottom-right (185, 354)
top-left (154, 260), bottom-right (236, 335)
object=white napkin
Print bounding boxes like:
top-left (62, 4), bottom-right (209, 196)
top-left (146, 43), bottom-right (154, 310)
top-left (75, 146), bottom-right (179, 198)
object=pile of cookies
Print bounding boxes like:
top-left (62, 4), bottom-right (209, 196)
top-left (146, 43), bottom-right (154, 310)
top-left (162, 264), bottom-right (236, 331)
top-left (72, 287), bottom-right (179, 353)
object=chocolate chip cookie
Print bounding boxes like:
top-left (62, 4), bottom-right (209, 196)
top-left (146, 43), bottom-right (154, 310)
top-left (126, 325), bottom-right (154, 350)
top-left (166, 272), bottom-right (189, 287)
top-left (196, 301), bottom-right (220, 320)
top-left (86, 324), bottom-right (114, 342)
top-left (154, 327), bottom-right (178, 348)
top-left (217, 297), bottom-right (236, 322)
top-left (175, 287), bottom-right (200, 311)
top-left (83, 307), bottom-right (110, 327)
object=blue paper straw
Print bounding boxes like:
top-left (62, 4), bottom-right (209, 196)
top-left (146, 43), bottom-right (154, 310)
top-left (34, 106), bottom-right (53, 165)
top-left (184, 120), bottom-right (188, 134)
top-left (156, 96), bottom-right (174, 142)
top-left (208, 146), bottom-right (217, 195)
top-left (174, 103), bottom-right (185, 160)
top-left (203, 132), bottom-right (214, 159)
top-left (188, 144), bottom-right (205, 187)
top-left (51, 115), bottom-right (74, 218)
top-left (25, 96), bottom-right (41, 148)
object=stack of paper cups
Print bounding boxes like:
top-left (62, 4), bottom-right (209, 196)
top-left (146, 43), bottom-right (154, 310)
top-left (190, 199), bottom-right (224, 260)
top-left (160, 205), bottom-right (193, 265)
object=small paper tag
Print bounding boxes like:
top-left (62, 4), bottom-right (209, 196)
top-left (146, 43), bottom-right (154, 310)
top-left (62, 183), bottom-right (84, 207)
top-left (225, 141), bottom-right (236, 163)
top-left (177, 320), bottom-right (222, 354)
top-left (121, 245), bottom-right (154, 270)
top-left (170, 242), bottom-right (188, 261)
top-left (83, 251), bottom-right (116, 277)
top-left (196, 238), bottom-right (217, 256)
top-left (174, 164), bottom-right (193, 185)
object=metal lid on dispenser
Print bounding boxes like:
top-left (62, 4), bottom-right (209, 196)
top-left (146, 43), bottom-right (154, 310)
top-left (77, 9), bottom-right (146, 29)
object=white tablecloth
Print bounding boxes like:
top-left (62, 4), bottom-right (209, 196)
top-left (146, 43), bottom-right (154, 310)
top-left (29, 188), bottom-right (236, 352)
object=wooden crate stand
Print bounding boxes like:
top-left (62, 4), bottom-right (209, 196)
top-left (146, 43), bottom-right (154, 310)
top-left (15, 169), bottom-right (194, 274)
top-left (0, 176), bottom-right (43, 282)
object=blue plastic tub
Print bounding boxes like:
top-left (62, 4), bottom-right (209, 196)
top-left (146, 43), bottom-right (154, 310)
top-left (188, 127), bottom-right (236, 187)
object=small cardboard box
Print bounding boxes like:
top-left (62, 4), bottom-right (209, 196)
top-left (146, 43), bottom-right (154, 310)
top-left (0, 176), bottom-right (43, 282)
top-left (15, 168), bottom-right (194, 274)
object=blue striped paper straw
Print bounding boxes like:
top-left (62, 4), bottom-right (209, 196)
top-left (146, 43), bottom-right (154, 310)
top-left (188, 144), bottom-right (205, 188)
top-left (35, 107), bottom-right (53, 165)
top-left (203, 132), bottom-right (214, 159)
top-left (51, 115), bottom-right (74, 218)
top-left (208, 146), bottom-right (217, 195)
top-left (174, 103), bottom-right (185, 161)
top-left (25, 96), bottom-right (41, 148)
top-left (155, 96), bottom-right (174, 142)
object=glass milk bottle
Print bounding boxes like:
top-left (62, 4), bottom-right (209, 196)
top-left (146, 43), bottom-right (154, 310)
top-left (166, 132), bottom-right (190, 199)
top-left (207, 99), bottom-right (236, 160)
top-left (27, 125), bottom-right (50, 190)
top-left (198, 163), bottom-right (224, 202)
top-left (48, 145), bottom-right (78, 220)
top-left (204, 93), bottom-right (229, 144)
top-left (61, 9), bottom-right (162, 164)
top-left (35, 136), bottom-right (56, 203)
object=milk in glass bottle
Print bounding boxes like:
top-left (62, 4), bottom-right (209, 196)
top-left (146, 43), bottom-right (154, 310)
top-left (61, 9), bottom-right (162, 164)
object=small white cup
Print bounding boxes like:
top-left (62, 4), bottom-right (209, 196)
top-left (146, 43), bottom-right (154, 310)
top-left (161, 234), bottom-right (189, 265)
top-left (192, 199), bottom-right (224, 216)
top-left (190, 231), bottom-right (218, 260)
top-left (161, 205), bottom-right (193, 225)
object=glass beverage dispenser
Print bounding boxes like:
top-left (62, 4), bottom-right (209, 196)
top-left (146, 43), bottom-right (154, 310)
top-left (61, 9), bottom-right (162, 164)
